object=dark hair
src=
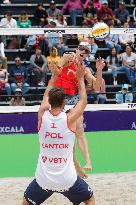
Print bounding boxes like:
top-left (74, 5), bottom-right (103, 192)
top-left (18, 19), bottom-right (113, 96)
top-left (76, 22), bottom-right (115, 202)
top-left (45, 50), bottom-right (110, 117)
top-left (21, 10), bottom-right (27, 15)
top-left (37, 2), bottom-right (43, 7)
top-left (125, 44), bottom-right (132, 50)
top-left (35, 46), bottom-right (41, 51)
top-left (14, 56), bottom-right (21, 60)
top-left (109, 47), bottom-right (118, 65)
top-left (49, 87), bottom-right (65, 108)
top-left (6, 11), bottom-right (12, 16)
top-left (57, 13), bottom-right (64, 23)
top-left (50, 21), bottom-right (56, 27)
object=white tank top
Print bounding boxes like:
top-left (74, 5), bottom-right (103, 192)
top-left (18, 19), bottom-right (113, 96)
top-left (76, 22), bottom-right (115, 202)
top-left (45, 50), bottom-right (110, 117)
top-left (35, 110), bottom-right (77, 191)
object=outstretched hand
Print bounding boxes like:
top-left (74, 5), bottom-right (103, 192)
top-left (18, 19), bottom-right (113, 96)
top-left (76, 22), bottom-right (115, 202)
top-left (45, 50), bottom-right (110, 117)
top-left (59, 53), bottom-right (70, 67)
top-left (48, 61), bottom-right (62, 77)
top-left (96, 57), bottom-right (105, 70)
top-left (75, 60), bottom-right (86, 80)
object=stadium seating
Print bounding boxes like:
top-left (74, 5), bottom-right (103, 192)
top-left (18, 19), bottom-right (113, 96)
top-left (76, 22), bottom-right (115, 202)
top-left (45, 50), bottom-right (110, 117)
top-left (0, 0), bottom-right (136, 105)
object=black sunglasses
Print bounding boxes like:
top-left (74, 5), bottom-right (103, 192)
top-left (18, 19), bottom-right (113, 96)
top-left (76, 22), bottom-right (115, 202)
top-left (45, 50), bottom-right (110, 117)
top-left (78, 46), bottom-right (90, 54)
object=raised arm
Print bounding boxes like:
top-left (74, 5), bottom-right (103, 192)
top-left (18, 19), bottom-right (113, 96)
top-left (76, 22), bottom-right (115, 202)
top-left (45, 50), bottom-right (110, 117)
top-left (38, 62), bottom-right (61, 129)
top-left (67, 60), bottom-right (87, 125)
top-left (85, 58), bottom-right (105, 92)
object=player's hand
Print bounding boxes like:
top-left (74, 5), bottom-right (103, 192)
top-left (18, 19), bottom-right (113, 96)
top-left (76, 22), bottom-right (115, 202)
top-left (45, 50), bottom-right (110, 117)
top-left (77, 167), bottom-right (88, 179)
top-left (59, 53), bottom-right (69, 67)
top-left (75, 61), bottom-right (86, 80)
top-left (75, 49), bottom-right (85, 62)
top-left (49, 61), bottom-right (61, 77)
top-left (83, 162), bottom-right (92, 171)
top-left (96, 57), bottom-right (105, 70)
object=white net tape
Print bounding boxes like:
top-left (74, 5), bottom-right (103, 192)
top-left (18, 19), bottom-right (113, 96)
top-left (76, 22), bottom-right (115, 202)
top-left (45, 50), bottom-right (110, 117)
top-left (0, 104), bottom-right (135, 113)
top-left (0, 28), bottom-right (135, 35)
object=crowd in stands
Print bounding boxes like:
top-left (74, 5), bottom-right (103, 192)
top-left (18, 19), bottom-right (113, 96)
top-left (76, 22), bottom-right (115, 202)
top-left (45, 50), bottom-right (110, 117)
top-left (0, 0), bottom-right (136, 105)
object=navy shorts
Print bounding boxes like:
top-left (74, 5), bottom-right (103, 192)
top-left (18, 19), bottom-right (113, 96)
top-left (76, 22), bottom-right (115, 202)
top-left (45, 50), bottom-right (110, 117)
top-left (24, 176), bottom-right (93, 205)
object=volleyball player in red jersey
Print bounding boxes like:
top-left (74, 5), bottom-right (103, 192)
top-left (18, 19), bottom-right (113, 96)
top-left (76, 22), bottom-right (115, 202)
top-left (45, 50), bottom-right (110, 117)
top-left (39, 42), bottom-right (105, 176)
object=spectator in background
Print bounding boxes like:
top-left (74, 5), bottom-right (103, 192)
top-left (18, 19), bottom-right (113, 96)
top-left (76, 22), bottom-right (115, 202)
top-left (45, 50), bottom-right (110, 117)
top-left (53, 13), bottom-right (67, 27)
top-left (0, 11), bottom-right (18, 49)
top-left (25, 35), bottom-right (40, 60)
top-left (119, 22), bottom-right (135, 50)
top-left (45, 21), bottom-right (67, 56)
top-left (34, 3), bottom-right (48, 27)
top-left (17, 11), bottom-right (31, 28)
top-left (0, 11), bottom-right (17, 28)
top-left (47, 1), bottom-right (60, 20)
top-left (89, 37), bottom-right (98, 59)
top-left (113, 1), bottom-right (130, 25)
top-left (9, 57), bottom-right (29, 95)
top-left (105, 21), bottom-right (121, 54)
top-left (116, 84), bottom-right (133, 103)
top-left (83, 0), bottom-right (102, 10)
top-left (17, 11), bottom-right (32, 48)
top-left (10, 88), bottom-right (26, 106)
top-left (47, 47), bottom-right (61, 71)
top-left (61, 0), bottom-right (84, 26)
top-left (3, 0), bottom-right (11, 4)
top-left (83, 1), bottom-right (98, 27)
top-left (93, 0), bottom-right (102, 10)
top-left (106, 47), bottom-right (121, 85)
top-left (0, 37), bottom-right (7, 70)
top-left (0, 60), bottom-right (11, 96)
top-left (86, 75), bottom-right (106, 104)
top-left (98, 0), bottom-right (113, 23)
top-left (120, 45), bottom-right (136, 84)
top-left (29, 47), bottom-right (48, 86)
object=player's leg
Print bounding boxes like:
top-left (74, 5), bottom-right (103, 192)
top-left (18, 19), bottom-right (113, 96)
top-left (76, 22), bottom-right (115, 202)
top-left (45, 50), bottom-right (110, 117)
top-left (22, 198), bottom-right (29, 205)
top-left (76, 115), bottom-right (92, 170)
top-left (84, 195), bottom-right (95, 205)
top-left (22, 179), bottom-right (53, 205)
top-left (62, 176), bottom-right (94, 205)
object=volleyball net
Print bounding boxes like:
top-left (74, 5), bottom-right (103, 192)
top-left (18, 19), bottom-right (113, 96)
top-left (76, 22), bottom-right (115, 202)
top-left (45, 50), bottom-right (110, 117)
top-left (0, 27), bottom-right (136, 35)
top-left (0, 103), bottom-right (136, 113)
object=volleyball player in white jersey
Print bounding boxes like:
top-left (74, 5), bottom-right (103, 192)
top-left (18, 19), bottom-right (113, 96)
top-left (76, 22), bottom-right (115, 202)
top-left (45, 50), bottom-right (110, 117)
top-left (22, 61), bottom-right (95, 205)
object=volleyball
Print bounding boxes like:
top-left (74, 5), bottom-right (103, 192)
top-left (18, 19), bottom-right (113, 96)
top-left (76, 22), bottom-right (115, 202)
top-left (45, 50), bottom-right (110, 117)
top-left (92, 22), bottom-right (110, 40)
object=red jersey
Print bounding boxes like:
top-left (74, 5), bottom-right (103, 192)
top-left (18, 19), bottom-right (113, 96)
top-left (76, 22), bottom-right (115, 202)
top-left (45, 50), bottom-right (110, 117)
top-left (55, 63), bottom-right (78, 96)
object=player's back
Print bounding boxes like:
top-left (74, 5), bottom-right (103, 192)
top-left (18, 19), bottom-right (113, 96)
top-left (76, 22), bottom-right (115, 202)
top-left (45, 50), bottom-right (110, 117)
top-left (35, 110), bottom-right (77, 191)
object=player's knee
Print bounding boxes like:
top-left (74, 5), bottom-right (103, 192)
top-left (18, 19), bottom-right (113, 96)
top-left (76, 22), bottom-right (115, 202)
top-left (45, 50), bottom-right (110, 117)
top-left (22, 197), bottom-right (29, 205)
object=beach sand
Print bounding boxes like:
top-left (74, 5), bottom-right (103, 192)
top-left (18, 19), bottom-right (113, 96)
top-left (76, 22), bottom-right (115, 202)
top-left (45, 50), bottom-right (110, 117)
top-left (0, 172), bottom-right (136, 205)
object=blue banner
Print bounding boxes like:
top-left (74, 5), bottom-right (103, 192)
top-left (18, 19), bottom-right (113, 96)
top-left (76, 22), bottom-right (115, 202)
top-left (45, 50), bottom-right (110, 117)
top-left (0, 110), bottom-right (136, 134)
